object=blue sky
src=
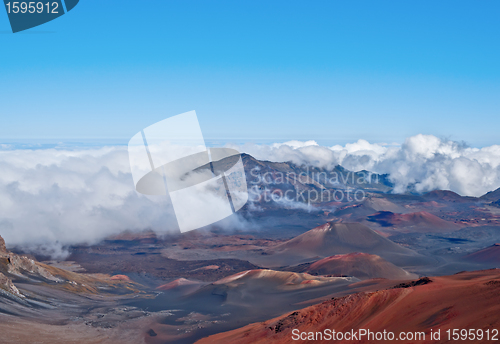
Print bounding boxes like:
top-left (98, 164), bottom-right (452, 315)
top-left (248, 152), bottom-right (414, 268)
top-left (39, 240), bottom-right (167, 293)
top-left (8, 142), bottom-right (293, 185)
top-left (1, 0), bottom-right (499, 147)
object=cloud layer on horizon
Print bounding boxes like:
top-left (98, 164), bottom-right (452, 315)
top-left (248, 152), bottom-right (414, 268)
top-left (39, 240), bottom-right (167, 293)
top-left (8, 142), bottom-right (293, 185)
top-left (234, 134), bottom-right (500, 197)
top-left (1, 134), bottom-right (500, 256)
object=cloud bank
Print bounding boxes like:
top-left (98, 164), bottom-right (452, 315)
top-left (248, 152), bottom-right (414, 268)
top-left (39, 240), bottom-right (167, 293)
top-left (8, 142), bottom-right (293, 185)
top-left (0, 147), bottom-right (177, 257)
top-left (1, 134), bottom-right (500, 256)
top-left (233, 134), bottom-right (500, 197)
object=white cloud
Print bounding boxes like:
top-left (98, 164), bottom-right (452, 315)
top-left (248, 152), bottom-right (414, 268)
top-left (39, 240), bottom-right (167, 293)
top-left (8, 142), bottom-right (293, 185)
top-left (0, 146), bottom-right (252, 257)
top-left (0, 147), bottom-right (177, 257)
top-left (233, 134), bottom-right (500, 197)
top-left (271, 140), bottom-right (319, 149)
top-left (2, 134), bottom-right (500, 256)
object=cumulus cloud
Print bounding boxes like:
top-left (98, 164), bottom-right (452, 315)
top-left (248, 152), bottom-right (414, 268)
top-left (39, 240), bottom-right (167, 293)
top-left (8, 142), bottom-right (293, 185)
top-left (233, 134), bottom-right (500, 197)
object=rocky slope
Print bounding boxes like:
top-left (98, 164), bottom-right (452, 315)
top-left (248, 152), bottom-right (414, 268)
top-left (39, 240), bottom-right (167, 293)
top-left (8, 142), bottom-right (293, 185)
top-left (0, 235), bottom-right (26, 298)
top-left (196, 269), bottom-right (500, 344)
top-left (0, 272), bottom-right (23, 298)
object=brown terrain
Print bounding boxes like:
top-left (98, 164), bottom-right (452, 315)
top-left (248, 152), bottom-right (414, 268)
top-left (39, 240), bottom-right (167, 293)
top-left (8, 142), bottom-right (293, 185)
top-left (291, 252), bottom-right (418, 280)
top-left (156, 278), bottom-right (205, 294)
top-left (0, 234), bottom-right (163, 344)
top-left (366, 211), bottom-right (463, 233)
top-left (140, 269), bottom-right (414, 344)
top-left (0, 230), bottom-right (418, 344)
top-left (210, 269), bottom-right (353, 291)
top-left (264, 222), bottom-right (428, 268)
top-left (158, 222), bottom-right (430, 270)
top-left (465, 243), bottom-right (500, 264)
top-left (196, 269), bottom-right (500, 344)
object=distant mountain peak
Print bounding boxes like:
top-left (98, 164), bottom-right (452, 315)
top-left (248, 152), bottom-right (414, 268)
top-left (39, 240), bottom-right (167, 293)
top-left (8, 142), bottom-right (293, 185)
top-left (480, 187), bottom-right (500, 201)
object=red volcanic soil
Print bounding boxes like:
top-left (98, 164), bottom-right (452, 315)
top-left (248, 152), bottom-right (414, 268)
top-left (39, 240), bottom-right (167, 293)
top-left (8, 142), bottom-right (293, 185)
top-left (465, 244), bottom-right (500, 264)
top-left (257, 222), bottom-right (433, 268)
top-left (211, 269), bottom-right (348, 290)
top-left (196, 269), bottom-right (500, 344)
top-left (156, 278), bottom-right (206, 296)
top-left (268, 222), bottom-right (422, 268)
top-left (110, 274), bottom-right (132, 282)
top-left (305, 253), bottom-right (417, 280)
top-left (156, 278), bottom-right (202, 290)
top-left (274, 222), bottom-right (409, 254)
top-left (367, 211), bottom-right (462, 232)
